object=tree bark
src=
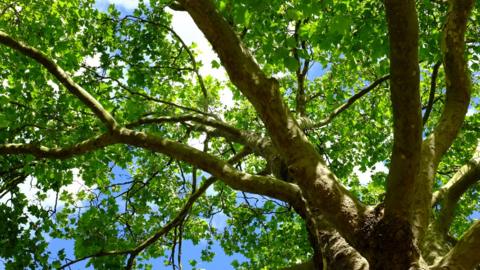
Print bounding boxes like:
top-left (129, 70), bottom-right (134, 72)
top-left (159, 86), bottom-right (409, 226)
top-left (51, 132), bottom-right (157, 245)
top-left (413, 0), bottom-right (474, 242)
top-left (431, 221), bottom-right (480, 270)
top-left (178, 0), bottom-right (366, 250)
top-left (383, 0), bottom-right (422, 221)
top-left (374, 0), bottom-right (422, 267)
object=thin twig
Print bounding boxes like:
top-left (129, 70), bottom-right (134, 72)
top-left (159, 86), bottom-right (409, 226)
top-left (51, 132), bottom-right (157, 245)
top-left (307, 75), bottom-right (390, 129)
top-left (423, 61), bottom-right (442, 126)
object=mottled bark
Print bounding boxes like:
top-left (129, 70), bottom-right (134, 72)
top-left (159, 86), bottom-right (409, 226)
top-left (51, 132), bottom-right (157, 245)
top-left (434, 143), bottom-right (480, 235)
top-left (0, 133), bottom-right (118, 159)
top-left (287, 204), bottom-right (369, 270)
top-left (377, 0), bottom-right (422, 267)
top-left (431, 221), bottom-right (480, 270)
top-left (179, 0), bottom-right (366, 249)
top-left (383, 0), bottom-right (422, 220)
top-left (421, 225), bottom-right (455, 266)
top-left (413, 0), bottom-right (474, 242)
top-left (0, 1), bottom-right (478, 269)
top-left (422, 142), bottom-right (480, 265)
top-left (318, 228), bottom-right (369, 270)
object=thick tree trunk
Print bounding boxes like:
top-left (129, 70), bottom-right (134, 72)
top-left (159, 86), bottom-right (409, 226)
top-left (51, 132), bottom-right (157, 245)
top-left (3, 0), bottom-right (478, 269)
top-left (421, 226), bottom-right (455, 266)
top-left (351, 210), bottom-right (422, 270)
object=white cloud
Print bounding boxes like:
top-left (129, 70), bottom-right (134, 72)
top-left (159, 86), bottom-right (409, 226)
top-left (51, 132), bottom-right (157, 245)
top-left (73, 67), bottom-right (86, 77)
top-left (168, 8), bottom-right (227, 81)
top-left (2, 79), bottom-right (9, 88)
top-left (354, 162), bottom-right (389, 185)
top-left (74, 53), bottom-right (102, 76)
top-left (85, 53), bottom-right (102, 68)
top-left (168, 8), bottom-right (236, 113)
top-left (1, 169), bottom-right (92, 210)
top-left (46, 80), bottom-right (59, 92)
top-left (188, 133), bottom-right (206, 150)
top-left (467, 107), bottom-right (477, 116)
top-left (219, 88), bottom-right (234, 109)
top-left (47, 80), bottom-right (60, 99)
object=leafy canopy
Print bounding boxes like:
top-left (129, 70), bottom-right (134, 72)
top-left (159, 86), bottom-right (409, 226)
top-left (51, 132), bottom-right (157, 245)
top-left (0, 0), bottom-right (479, 269)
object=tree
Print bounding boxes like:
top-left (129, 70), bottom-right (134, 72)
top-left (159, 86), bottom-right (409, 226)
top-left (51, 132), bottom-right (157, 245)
top-left (0, 0), bottom-right (479, 269)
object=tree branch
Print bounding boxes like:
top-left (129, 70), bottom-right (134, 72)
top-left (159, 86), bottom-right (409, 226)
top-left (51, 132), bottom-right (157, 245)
top-left (0, 31), bottom-right (118, 130)
top-left (126, 114), bottom-right (276, 159)
top-left (177, 0), bottom-right (274, 107)
top-left (177, 0), bottom-right (295, 154)
top-left (168, 1), bottom-right (185, 11)
top-left (432, 142), bottom-right (480, 235)
top-left (0, 173), bottom-right (27, 199)
top-left (319, 229), bottom-right (369, 270)
top-left (179, 0), bottom-right (365, 246)
top-left (126, 114), bottom-right (244, 142)
top-left (127, 114), bottom-right (310, 203)
top-left (60, 250), bottom-right (129, 269)
top-left (413, 0), bottom-right (474, 241)
top-left (125, 177), bottom-right (216, 268)
top-left (422, 61), bottom-right (442, 126)
top-left (116, 127), bottom-right (302, 205)
top-left (432, 142), bottom-right (480, 206)
top-left (431, 220), bottom-right (480, 270)
top-left (0, 125), bottom-right (294, 207)
top-left (60, 149), bottom-right (249, 269)
top-left (121, 15), bottom-right (209, 107)
top-left (88, 68), bottom-right (212, 117)
top-left (290, 203), bottom-right (369, 270)
top-left (293, 20), bottom-right (310, 116)
top-left (0, 133), bottom-right (117, 159)
top-left (303, 75), bottom-right (390, 129)
top-left (383, 0), bottom-right (422, 219)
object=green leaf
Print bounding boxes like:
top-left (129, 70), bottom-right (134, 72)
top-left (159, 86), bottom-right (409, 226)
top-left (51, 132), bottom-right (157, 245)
top-left (284, 57), bottom-right (299, 72)
top-left (0, 114), bottom-right (9, 128)
top-left (211, 60), bottom-right (221, 69)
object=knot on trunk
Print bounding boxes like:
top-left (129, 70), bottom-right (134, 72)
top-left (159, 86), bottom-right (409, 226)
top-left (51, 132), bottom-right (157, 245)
top-left (357, 214), bottom-right (421, 270)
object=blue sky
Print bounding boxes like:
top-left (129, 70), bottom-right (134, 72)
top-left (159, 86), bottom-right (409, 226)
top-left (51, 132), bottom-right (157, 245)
top-left (27, 163), bottom-right (247, 270)
top-left (30, 1), bottom-right (245, 268)
top-left (0, 2), bottom-right (246, 270)
top-left (1, 0), bottom-right (479, 269)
